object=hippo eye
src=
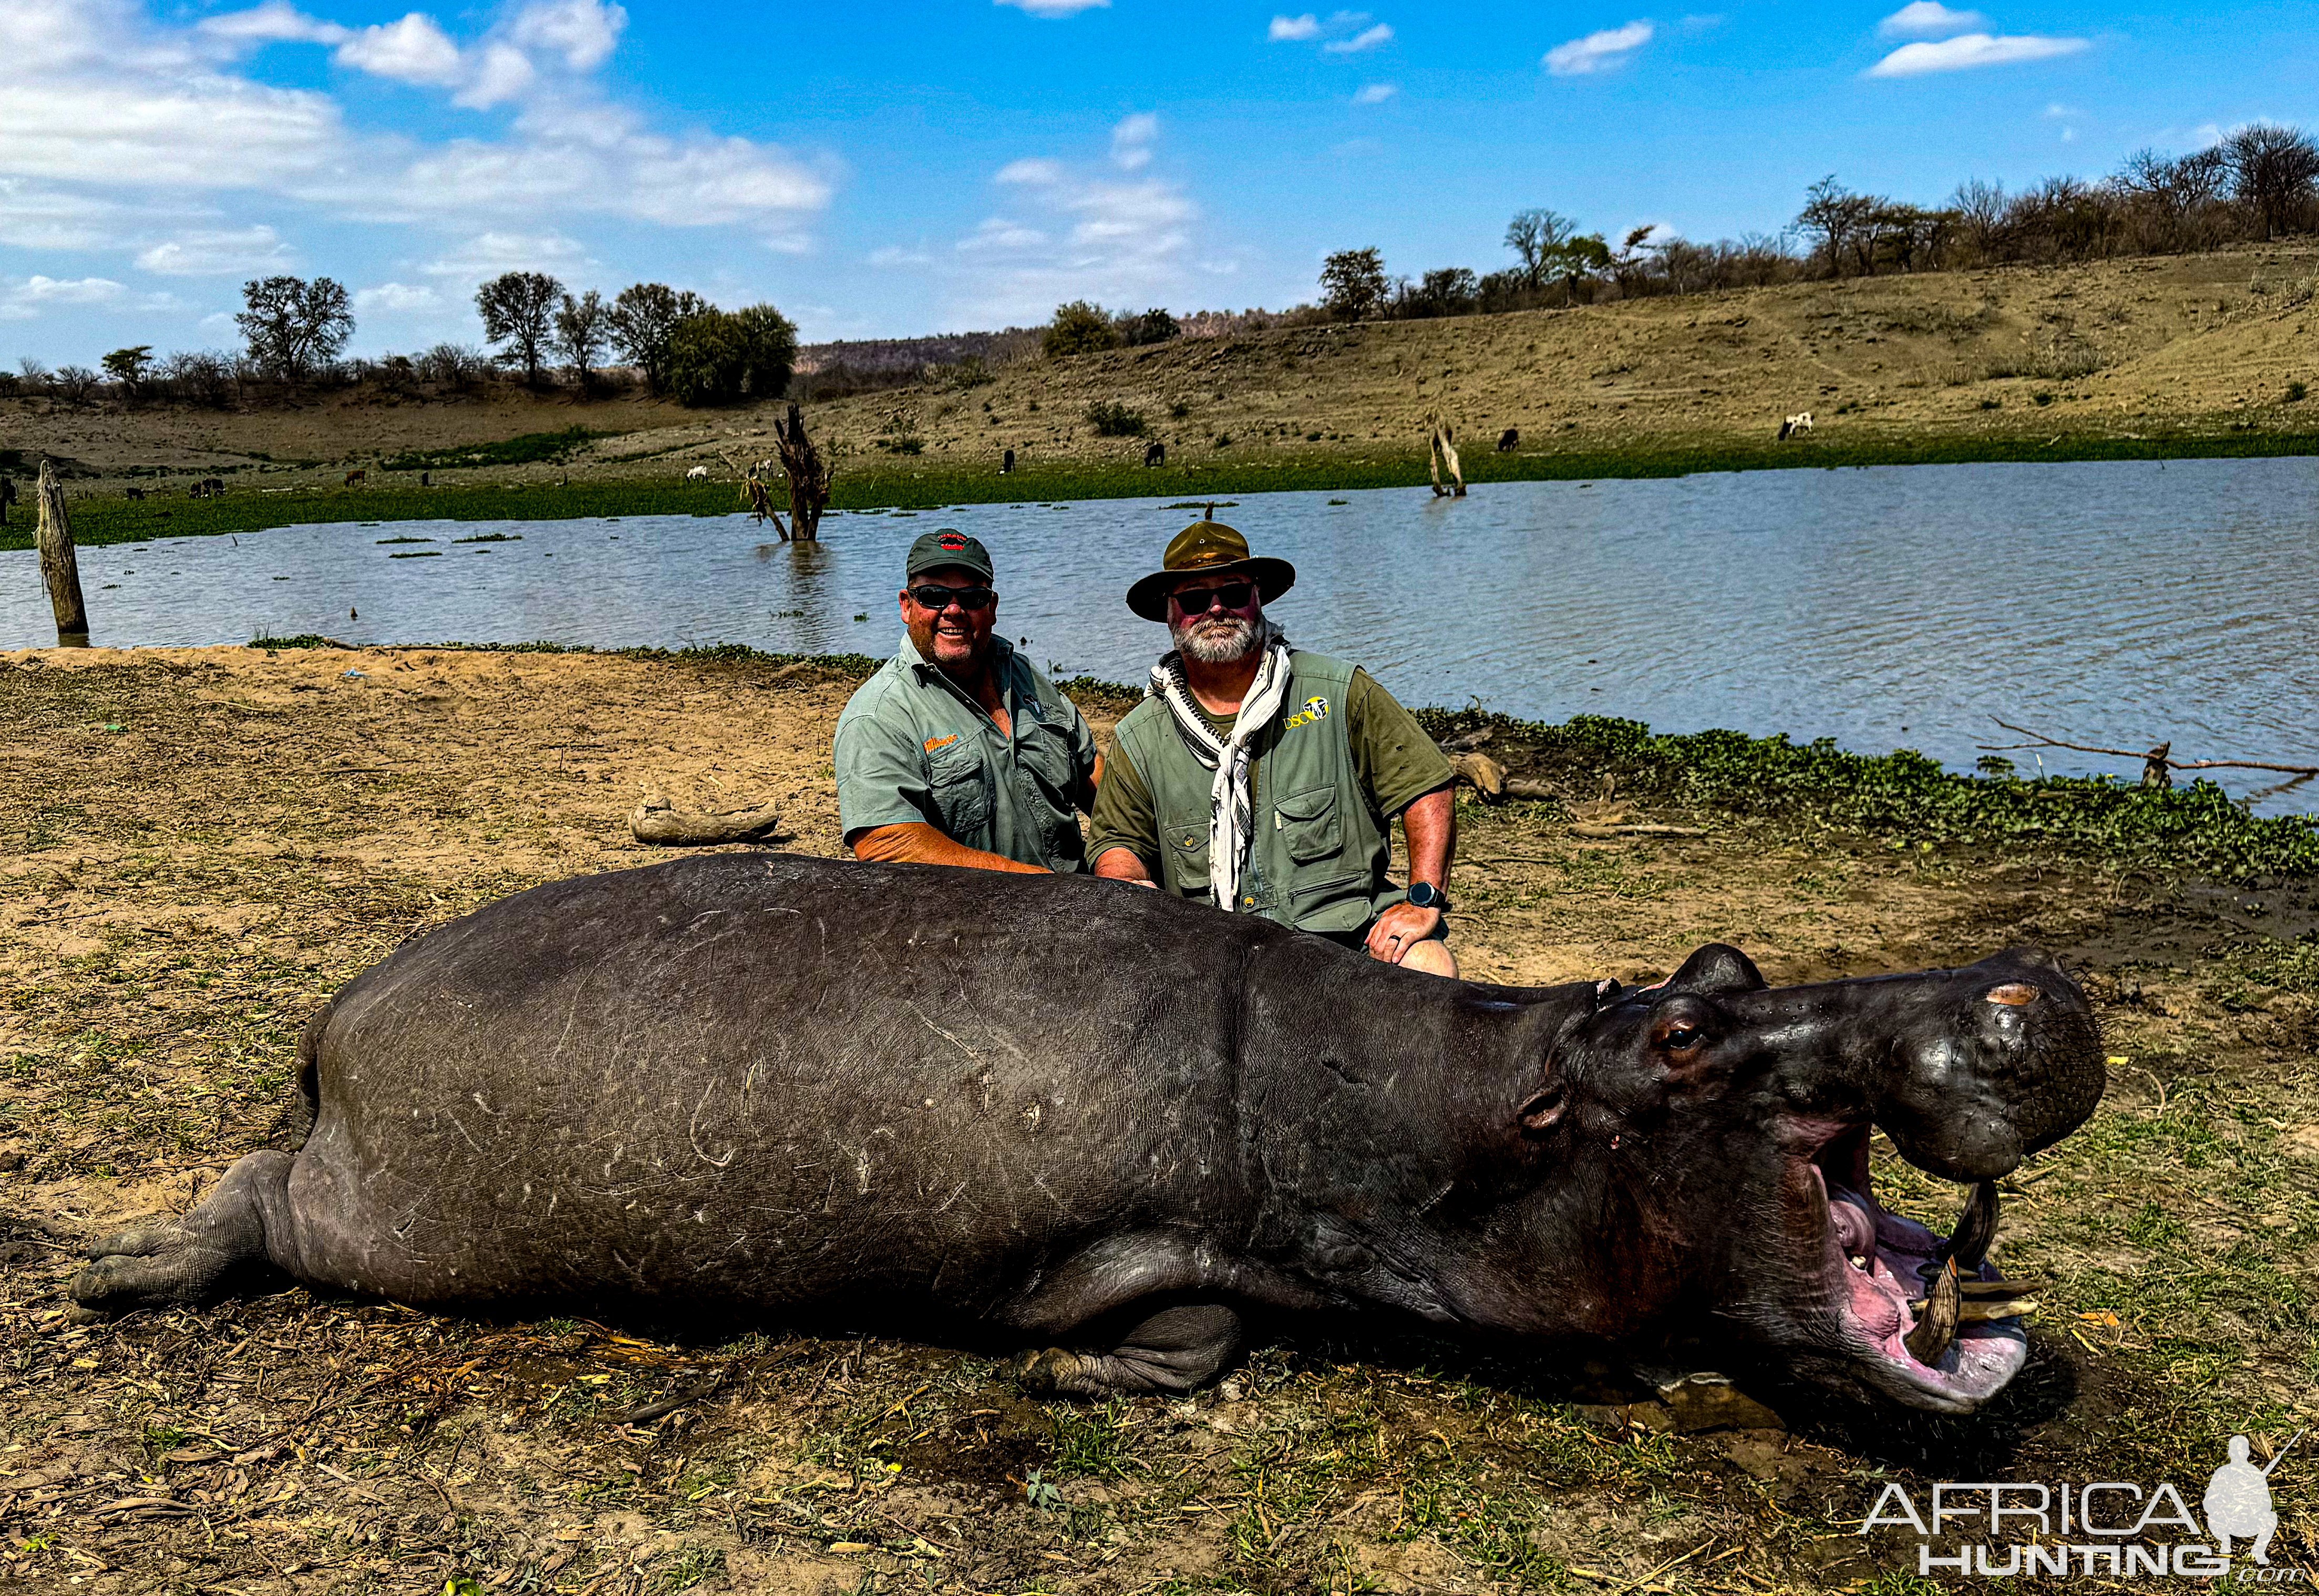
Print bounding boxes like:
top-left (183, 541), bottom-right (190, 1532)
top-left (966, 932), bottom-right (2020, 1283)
top-left (1662, 1023), bottom-right (1704, 1052)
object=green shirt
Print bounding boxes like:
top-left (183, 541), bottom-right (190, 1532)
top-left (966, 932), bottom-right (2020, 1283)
top-left (834, 634), bottom-right (1101, 871)
top-left (1089, 664), bottom-right (1453, 879)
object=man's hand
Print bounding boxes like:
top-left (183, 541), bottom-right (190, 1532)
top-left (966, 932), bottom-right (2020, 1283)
top-left (1092, 846), bottom-right (1159, 885)
top-left (1365, 900), bottom-right (1444, 964)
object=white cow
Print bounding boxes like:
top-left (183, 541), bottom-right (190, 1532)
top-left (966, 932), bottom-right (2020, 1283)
top-left (685, 465), bottom-right (710, 481)
top-left (1777, 412), bottom-right (1814, 441)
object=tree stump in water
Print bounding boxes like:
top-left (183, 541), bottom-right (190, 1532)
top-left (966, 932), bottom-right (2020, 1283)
top-left (33, 460), bottom-right (89, 644)
top-left (774, 403), bottom-right (832, 542)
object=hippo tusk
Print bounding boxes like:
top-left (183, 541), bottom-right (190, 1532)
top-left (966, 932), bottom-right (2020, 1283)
top-left (1958, 1276), bottom-right (2044, 1299)
top-left (1905, 1258), bottom-right (1960, 1364)
top-left (1939, 1179), bottom-right (2001, 1272)
top-left (1910, 1294), bottom-right (2040, 1322)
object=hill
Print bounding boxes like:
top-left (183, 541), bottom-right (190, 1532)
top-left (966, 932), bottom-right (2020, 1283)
top-left (3, 241), bottom-right (2314, 531)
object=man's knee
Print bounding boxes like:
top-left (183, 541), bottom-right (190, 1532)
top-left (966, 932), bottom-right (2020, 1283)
top-left (1397, 938), bottom-right (1458, 978)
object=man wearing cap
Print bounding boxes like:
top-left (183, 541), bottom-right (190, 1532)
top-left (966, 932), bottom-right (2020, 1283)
top-left (834, 530), bottom-right (1102, 873)
top-left (1089, 516), bottom-right (1460, 975)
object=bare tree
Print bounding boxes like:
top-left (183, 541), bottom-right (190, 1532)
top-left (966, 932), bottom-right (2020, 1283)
top-left (554, 289), bottom-right (612, 386)
top-left (2222, 122), bottom-right (2319, 239)
top-left (235, 275), bottom-right (354, 383)
top-left (1503, 209), bottom-right (1578, 289)
top-left (477, 271), bottom-right (565, 385)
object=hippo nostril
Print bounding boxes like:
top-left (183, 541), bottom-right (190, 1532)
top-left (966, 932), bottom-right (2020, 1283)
top-left (1984, 983), bottom-right (2040, 1006)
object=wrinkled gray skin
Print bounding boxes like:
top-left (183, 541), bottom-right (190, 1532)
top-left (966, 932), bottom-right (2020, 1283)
top-left (74, 853), bottom-right (2105, 1412)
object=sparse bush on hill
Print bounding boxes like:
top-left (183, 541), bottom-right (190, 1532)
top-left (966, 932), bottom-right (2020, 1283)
top-left (1085, 400), bottom-right (1146, 437)
top-left (663, 303), bottom-right (797, 407)
top-left (1044, 300), bottom-right (1119, 359)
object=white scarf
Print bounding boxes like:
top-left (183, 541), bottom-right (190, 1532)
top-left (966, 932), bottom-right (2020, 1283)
top-left (1146, 630), bottom-right (1294, 911)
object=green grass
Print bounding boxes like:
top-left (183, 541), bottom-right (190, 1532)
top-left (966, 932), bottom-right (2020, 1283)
top-left (16, 425), bottom-right (2319, 551)
top-left (379, 425), bottom-right (609, 472)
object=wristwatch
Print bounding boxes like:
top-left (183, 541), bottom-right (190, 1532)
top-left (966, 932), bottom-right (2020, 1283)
top-left (1407, 881), bottom-right (1450, 911)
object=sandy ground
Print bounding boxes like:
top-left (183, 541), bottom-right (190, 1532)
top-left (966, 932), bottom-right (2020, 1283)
top-left (1, 645), bottom-right (2313, 1594)
top-left (7, 244), bottom-right (2317, 497)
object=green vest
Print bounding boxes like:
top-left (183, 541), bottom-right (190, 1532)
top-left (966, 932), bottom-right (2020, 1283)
top-left (1113, 652), bottom-right (1400, 934)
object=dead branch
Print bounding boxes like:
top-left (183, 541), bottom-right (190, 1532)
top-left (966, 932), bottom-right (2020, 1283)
top-left (1984, 719), bottom-right (2319, 787)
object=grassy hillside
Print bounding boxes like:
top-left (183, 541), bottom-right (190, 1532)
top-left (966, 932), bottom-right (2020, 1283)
top-left (4, 241), bottom-right (2315, 548)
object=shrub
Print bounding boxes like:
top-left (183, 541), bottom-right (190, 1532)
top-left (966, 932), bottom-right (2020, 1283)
top-left (1044, 301), bottom-right (1119, 359)
top-left (665, 304), bottom-right (797, 407)
top-left (2290, 380), bottom-right (2310, 403)
top-left (1086, 400), bottom-right (1146, 437)
top-left (1115, 307), bottom-right (1180, 346)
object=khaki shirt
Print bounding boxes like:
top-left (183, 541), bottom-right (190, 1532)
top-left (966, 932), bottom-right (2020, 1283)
top-left (834, 634), bottom-right (1100, 872)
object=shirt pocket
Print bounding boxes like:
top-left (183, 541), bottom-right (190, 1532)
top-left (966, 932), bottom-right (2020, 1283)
top-left (1273, 784), bottom-right (1344, 865)
top-left (926, 741), bottom-right (993, 837)
top-left (1162, 806), bottom-right (1214, 899)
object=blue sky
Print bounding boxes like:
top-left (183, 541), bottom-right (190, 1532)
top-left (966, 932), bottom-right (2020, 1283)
top-left (2, 0), bottom-right (2311, 362)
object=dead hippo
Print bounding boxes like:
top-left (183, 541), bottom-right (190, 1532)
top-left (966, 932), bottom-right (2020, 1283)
top-left (73, 852), bottom-right (2104, 1413)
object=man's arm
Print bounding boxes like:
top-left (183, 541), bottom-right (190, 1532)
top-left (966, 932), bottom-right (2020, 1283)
top-left (851, 822), bottom-right (1047, 873)
top-left (1086, 739), bottom-right (1162, 885)
top-left (1092, 845), bottom-right (1156, 883)
top-left (1399, 784), bottom-right (1457, 897)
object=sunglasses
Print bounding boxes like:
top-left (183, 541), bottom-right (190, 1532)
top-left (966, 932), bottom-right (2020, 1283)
top-left (1169, 580), bottom-right (1256, 613)
top-left (909, 584), bottom-right (996, 611)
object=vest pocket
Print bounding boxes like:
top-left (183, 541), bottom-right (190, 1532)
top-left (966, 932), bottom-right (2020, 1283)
top-left (927, 743), bottom-right (992, 836)
top-left (1162, 807), bottom-right (1213, 900)
top-left (1273, 784), bottom-right (1344, 864)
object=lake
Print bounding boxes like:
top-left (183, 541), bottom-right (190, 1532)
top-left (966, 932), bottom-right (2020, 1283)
top-left (7, 457), bottom-right (2316, 812)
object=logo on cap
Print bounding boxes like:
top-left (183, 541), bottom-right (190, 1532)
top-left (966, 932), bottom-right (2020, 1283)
top-left (939, 532), bottom-right (967, 551)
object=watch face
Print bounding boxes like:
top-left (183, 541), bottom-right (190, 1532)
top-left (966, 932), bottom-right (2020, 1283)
top-left (1409, 882), bottom-right (1440, 908)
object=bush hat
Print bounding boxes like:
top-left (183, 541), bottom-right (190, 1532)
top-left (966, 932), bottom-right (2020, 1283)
top-left (906, 530), bottom-right (995, 583)
top-left (1126, 517), bottom-right (1296, 622)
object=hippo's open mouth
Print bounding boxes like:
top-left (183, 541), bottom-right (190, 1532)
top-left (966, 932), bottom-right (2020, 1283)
top-left (1804, 1125), bottom-right (2032, 1412)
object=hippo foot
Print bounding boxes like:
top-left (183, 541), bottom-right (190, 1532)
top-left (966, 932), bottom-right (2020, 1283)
top-left (1006, 1303), bottom-right (1244, 1397)
top-left (70, 1151), bottom-right (293, 1315)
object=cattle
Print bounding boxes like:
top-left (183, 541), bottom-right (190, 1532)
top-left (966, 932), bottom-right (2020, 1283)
top-left (125, 487), bottom-right (145, 501)
top-left (1777, 412), bottom-right (1814, 441)
top-left (685, 465), bottom-right (709, 482)
top-left (187, 478), bottom-right (226, 500)
top-left (1143, 441), bottom-right (1166, 468)
top-left (344, 468), bottom-right (367, 487)
top-left (1497, 428), bottom-right (1519, 453)
top-left (1001, 448), bottom-right (1015, 475)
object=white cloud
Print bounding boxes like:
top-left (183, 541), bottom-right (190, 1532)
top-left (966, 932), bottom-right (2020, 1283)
top-left (197, 1), bottom-right (348, 48)
top-left (1110, 112), bottom-right (1159, 171)
top-left (1545, 20), bottom-right (1653, 76)
top-left (867, 245), bottom-right (933, 267)
top-left (1878, 2), bottom-right (1984, 38)
top-left (1268, 13), bottom-right (1320, 39)
top-left (0, 179), bottom-right (139, 249)
top-left (1352, 82), bottom-right (1396, 104)
top-left (506, 0), bottom-right (624, 70)
top-left (994, 0), bottom-right (1108, 14)
top-left (334, 13), bottom-right (464, 85)
top-left (1323, 22), bottom-right (1393, 53)
top-left (2, 273), bottom-right (126, 319)
top-left (995, 157), bottom-right (1067, 187)
top-left (958, 219), bottom-right (1050, 252)
top-left (135, 224), bottom-right (295, 275)
top-left (419, 230), bottom-right (592, 283)
top-left (1867, 31), bottom-right (2087, 76)
top-left (353, 281), bottom-right (440, 312)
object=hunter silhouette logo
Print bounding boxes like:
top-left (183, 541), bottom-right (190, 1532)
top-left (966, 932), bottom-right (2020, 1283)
top-left (2207, 1431), bottom-right (2299, 1565)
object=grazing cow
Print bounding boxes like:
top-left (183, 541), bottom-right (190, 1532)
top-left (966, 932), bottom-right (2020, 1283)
top-left (685, 465), bottom-right (709, 482)
top-left (1777, 412), bottom-right (1814, 441)
top-left (207, 478), bottom-right (225, 498)
top-left (1144, 441), bottom-right (1166, 468)
top-left (1001, 448), bottom-right (1015, 475)
top-left (0, 475), bottom-right (14, 525)
top-left (1497, 428), bottom-right (1519, 454)
top-left (420, 471), bottom-right (431, 488)
top-left (344, 468), bottom-right (367, 487)
top-left (125, 487), bottom-right (145, 501)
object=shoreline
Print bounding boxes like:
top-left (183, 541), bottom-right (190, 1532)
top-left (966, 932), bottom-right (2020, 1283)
top-left (9, 426), bottom-right (2318, 551)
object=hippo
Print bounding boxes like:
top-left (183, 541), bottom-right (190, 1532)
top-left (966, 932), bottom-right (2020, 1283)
top-left (73, 853), bottom-right (2104, 1414)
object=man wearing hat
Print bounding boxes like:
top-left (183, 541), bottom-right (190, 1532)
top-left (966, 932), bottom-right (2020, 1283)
top-left (834, 530), bottom-right (1102, 873)
top-left (1089, 515), bottom-right (1460, 974)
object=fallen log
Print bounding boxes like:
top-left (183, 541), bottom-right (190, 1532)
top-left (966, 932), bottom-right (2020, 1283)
top-left (630, 795), bottom-right (786, 847)
top-left (1451, 750), bottom-right (1506, 799)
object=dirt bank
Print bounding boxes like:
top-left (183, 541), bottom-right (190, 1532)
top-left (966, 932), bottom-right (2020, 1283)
top-left (2, 646), bottom-right (2312, 1594)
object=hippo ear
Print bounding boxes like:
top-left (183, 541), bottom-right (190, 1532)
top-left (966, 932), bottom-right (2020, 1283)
top-left (1664, 943), bottom-right (1766, 997)
top-left (1514, 1078), bottom-right (1568, 1134)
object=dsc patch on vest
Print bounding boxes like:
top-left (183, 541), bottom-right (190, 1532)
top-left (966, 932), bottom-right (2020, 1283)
top-left (1282, 695), bottom-right (1331, 730)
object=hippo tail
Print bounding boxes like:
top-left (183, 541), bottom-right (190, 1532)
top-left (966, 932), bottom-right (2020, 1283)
top-left (267, 998), bottom-right (333, 1151)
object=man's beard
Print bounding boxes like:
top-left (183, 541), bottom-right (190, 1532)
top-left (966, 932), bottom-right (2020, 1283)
top-left (1171, 612), bottom-right (1262, 665)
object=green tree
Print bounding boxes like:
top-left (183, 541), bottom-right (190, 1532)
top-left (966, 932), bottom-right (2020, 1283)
top-left (1115, 307), bottom-right (1180, 346)
top-left (1503, 209), bottom-right (1577, 289)
top-left (476, 271), bottom-right (565, 384)
top-left (664, 304), bottom-right (798, 407)
top-left (553, 290), bottom-right (611, 385)
top-left (1044, 300), bottom-right (1119, 359)
top-left (1318, 248), bottom-right (1388, 321)
top-left (234, 275), bottom-right (354, 383)
top-left (609, 282), bottom-right (709, 395)
top-left (101, 345), bottom-right (154, 396)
